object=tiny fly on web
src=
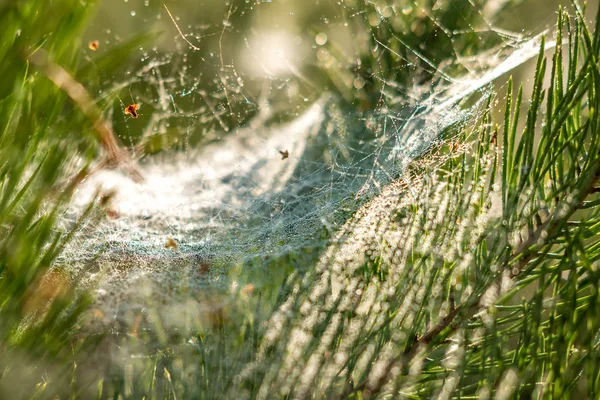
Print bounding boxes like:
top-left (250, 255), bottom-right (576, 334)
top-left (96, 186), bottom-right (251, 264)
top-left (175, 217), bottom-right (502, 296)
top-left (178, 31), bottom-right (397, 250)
top-left (124, 103), bottom-right (140, 118)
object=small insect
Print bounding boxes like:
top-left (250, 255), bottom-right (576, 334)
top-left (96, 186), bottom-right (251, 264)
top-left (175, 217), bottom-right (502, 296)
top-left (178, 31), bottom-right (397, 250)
top-left (124, 103), bottom-right (140, 118)
top-left (107, 209), bottom-right (119, 220)
top-left (490, 129), bottom-right (498, 146)
top-left (165, 237), bottom-right (178, 251)
top-left (279, 150), bottom-right (289, 160)
top-left (88, 40), bottom-right (99, 51)
top-left (449, 140), bottom-right (459, 152)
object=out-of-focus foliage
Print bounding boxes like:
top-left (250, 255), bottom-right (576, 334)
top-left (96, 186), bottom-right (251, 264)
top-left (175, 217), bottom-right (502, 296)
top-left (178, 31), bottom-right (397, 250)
top-left (0, 0), bottom-right (148, 397)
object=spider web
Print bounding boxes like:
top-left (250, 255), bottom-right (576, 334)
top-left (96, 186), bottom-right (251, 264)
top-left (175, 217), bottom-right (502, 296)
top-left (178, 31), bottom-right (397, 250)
top-left (58, 0), bottom-right (550, 337)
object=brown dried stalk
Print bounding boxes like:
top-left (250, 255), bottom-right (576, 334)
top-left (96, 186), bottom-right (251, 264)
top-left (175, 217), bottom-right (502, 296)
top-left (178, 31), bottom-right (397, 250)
top-left (27, 48), bottom-right (144, 183)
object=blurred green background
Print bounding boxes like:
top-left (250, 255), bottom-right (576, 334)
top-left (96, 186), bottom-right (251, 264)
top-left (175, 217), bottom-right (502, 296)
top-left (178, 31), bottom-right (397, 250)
top-left (77, 0), bottom-right (590, 154)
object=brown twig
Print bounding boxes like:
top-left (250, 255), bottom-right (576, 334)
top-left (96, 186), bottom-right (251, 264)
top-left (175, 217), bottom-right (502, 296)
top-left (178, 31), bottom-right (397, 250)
top-left (27, 49), bottom-right (144, 183)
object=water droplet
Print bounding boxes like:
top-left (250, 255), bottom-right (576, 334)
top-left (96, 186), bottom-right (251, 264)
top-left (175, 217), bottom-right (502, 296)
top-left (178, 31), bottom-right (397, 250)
top-left (353, 76), bottom-right (365, 90)
top-left (315, 32), bottom-right (328, 46)
top-left (368, 12), bottom-right (381, 27)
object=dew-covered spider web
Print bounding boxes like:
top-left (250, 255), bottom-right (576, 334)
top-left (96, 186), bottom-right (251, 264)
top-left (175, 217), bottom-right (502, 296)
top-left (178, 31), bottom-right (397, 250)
top-left (57, 0), bottom-right (555, 375)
